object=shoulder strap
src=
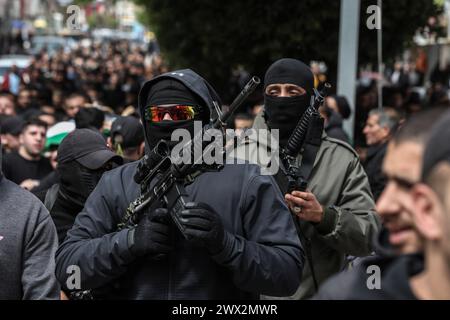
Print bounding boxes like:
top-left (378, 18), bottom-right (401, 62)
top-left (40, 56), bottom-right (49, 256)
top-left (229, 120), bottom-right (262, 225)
top-left (296, 115), bottom-right (324, 293)
top-left (44, 184), bottom-right (60, 212)
top-left (298, 115), bottom-right (324, 182)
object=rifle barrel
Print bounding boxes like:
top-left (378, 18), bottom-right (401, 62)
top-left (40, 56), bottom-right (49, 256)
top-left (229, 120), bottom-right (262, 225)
top-left (215, 76), bottom-right (260, 129)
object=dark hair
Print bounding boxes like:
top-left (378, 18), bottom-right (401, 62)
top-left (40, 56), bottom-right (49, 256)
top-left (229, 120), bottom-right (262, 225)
top-left (393, 107), bottom-right (445, 145)
top-left (22, 118), bottom-right (48, 133)
top-left (75, 108), bottom-right (105, 130)
top-left (39, 112), bottom-right (57, 121)
top-left (0, 92), bottom-right (15, 102)
top-left (425, 162), bottom-right (450, 205)
top-left (234, 113), bottom-right (254, 121)
top-left (65, 92), bottom-right (89, 103)
top-left (331, 95), bottom-right (351, 119)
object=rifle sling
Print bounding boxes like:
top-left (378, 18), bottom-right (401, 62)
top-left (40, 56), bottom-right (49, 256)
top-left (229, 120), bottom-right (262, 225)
top-left (298, 115), bottom-right (323, 182)
top-left (295, 115), bottom-right (324, 293)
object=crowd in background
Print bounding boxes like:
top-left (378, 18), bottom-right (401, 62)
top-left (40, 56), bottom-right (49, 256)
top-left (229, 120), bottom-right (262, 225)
top-left (2, 39), bottom-right (450, 207)
top-left (2, 35), bottom-right (450, 209)
top-left (2, 37), bottom-right (450, 300)
top-left (0, 40), bottom-right (167, 194)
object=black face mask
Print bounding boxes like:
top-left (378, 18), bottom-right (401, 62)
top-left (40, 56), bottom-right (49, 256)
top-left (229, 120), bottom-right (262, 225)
top-left (144, 78), bottom-right (208, 151)
top-left (263, 58), bottom-right (316, 147)
top-left (264, 94), bottom-right (311, 147)
top-left (58, 161), bottom-right (106, 207)
top-left (146, 119), bottom-right (196, 151)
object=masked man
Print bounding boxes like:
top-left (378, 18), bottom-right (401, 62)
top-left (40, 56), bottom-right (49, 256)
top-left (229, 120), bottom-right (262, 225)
top-left (45, 129), bottom-right (123, 244)
top-left (235, 58), bottom-right (380, 299)
top-left (55, 69), bottom-right (304, 299)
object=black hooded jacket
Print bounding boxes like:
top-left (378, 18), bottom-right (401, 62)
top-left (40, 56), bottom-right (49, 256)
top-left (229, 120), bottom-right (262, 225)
top-left (55, 70), bottom-right (304, 299)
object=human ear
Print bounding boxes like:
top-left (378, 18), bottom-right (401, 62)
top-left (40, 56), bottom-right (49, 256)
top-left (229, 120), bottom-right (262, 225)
top-left (412, 183), bottom-right (443, 241)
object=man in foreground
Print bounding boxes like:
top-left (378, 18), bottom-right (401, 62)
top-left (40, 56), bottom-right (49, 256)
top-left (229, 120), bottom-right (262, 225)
top-left (55, 69), bottom-right (303, 299)
top-left (236, 58), bottom-right (379, 299)
top-left (314, 109), bottom-right (442, 299)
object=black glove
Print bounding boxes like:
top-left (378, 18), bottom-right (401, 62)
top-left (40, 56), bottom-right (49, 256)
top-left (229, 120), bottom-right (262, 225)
top-left (180, 202), bottom-right (226, 255)
top-left (128, 208), bottom-right (173, 257)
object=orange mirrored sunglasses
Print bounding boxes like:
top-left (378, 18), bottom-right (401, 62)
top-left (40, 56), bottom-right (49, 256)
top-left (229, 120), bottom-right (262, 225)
top-left (147, 105), bottom-right (198, 122)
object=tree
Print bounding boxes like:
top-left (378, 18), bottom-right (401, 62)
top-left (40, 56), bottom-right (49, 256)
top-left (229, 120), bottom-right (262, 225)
top-left (359, 0), bottom-right (441, 66)
top-left (136, 0), bottom-right (439, 101)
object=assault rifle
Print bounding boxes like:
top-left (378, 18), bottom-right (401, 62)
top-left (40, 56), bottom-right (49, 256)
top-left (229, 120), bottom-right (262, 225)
top-left (278, 82), bottom-right (331, 292)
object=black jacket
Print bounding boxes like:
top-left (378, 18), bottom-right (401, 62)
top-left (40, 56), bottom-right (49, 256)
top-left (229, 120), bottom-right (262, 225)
top-left (325, 111), bottom-right (350, 144)
top-left (313, 253), bottom-right (422, 299)
top-left (313, 228), bottom-right (422, 300)
top-left (48, 186), bottom-right (83, 244)
top-left (364, 143), bottom-right (388, 201)
top-left (33, 171), bottom-right (60, 202)
top-left (55, 161), bottom-right (304, 299)
top-left (55, 70), bottom-right (304, 299)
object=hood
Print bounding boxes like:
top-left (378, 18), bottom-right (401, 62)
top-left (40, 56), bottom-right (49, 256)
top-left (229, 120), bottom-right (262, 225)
top-left (138, 69), bottom-right (222, 148)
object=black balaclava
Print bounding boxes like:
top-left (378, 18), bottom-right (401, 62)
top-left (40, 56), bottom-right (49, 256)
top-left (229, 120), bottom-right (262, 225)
top-left (58, 160), bottom-right (106, 208)
top-left (145, 78), bottom-right (207, 149)
top-left (264, 58), bottom-right (315, 147)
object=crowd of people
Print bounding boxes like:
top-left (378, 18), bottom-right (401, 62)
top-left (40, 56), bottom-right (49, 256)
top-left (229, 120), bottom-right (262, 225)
top-left (0, 40), bottom-right (161, 192)
top-left (1, 38), bottom-right (450, 300)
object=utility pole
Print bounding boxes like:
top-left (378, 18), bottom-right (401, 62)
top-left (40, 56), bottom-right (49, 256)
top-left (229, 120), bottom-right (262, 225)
top-left (377, 0), bottom-right (383, 110)
top-left (337, 0), bottom-right (360, 143)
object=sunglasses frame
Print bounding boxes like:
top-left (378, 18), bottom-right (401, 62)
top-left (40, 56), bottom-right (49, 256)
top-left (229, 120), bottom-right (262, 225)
top-left (145, 104), bottom-right (199, 122)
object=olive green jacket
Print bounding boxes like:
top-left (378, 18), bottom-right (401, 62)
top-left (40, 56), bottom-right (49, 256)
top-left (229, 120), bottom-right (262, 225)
top-left (234, 113), bottom-right (380, 299)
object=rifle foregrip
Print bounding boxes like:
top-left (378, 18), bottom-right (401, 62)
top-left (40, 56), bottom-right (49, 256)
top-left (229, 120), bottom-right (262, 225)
top-left (287, 175), bottom-right (308, 194)
top-left (284, 83), bottom-right (331, 157)
top-left (164, 182), bottom-right (190, 239)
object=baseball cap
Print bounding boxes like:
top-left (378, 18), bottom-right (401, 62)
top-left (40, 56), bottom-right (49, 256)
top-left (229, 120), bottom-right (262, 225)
top-left (57, 128), bottom-right (123, 170)
top-left (421, 110), bottom-right (450, 181)
top-left (110, 116), bottom-right (144, 149)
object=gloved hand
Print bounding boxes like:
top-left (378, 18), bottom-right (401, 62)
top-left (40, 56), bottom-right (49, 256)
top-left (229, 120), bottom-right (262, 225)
top-left (128, 208), bottom-right (173, 257)
top-left (179, 202), bottom-right (227, 255)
